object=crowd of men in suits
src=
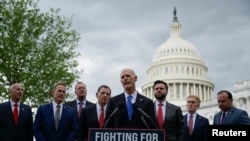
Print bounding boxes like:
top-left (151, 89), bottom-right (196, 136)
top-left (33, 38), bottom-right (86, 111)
top-left (0, 68), bottom-right (250, 141)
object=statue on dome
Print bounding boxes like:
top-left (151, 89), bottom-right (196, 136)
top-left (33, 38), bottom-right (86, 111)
top-left (173, 6), bottom-right (177, 16)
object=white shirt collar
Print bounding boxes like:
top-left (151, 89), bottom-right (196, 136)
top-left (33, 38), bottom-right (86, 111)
top-left (188, 112), bottom-right (197, 119)
top-left (155, 101), bottom-right (166, 107)
top-left (77, 99), bottom-right (86, 105)
top-left (53, 101), bottom-right (63, 109)
top-left (125, 91), bottom-right (137, 103)
top-left (10, 100), bottom-right (20, 106)
top-left (96, 103), bottom-right (107, 111)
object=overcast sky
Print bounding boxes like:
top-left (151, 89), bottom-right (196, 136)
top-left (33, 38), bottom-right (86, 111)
top-left (38, 0), bottom-right (250, 103)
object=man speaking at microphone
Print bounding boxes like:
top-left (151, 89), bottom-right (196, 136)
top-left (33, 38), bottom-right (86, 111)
top-left (105, 68), bottom-right (156, 129)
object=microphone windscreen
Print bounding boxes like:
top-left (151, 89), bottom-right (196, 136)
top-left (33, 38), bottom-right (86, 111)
top-left (117, 102), bottom-right (124, 109)
top-left (132, 103), bottom-right (138, 109)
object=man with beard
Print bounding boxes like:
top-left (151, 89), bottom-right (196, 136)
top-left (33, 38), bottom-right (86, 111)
top-left (77, 85), bottom-right (111, 141)
top-left (65, 82), bottom-right (94, 122)
top-left (213, 90), bottom-right (250, 125)
top-left (153, 80), bottom-right (184, 141)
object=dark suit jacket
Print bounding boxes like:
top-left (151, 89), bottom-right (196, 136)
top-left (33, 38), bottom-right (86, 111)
top-left (65, 99), bottom-right (94, 122)
top-left (157, 102), bottom-right (184, 141)
top-left (183, 113), bottom-right (209, 141)
top-left (77, 104), bottom-right (101, 141)
top-left (105, 92), bottom-right (156, 129)
top-left (33, 103), bottom-right (78, 141)
top-left (0, 101), bottom-right (33, 141)
top-left (213, 107), bottom-right (250, 125)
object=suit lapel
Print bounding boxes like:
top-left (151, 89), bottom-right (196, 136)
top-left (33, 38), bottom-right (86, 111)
top-left (184, 114), bottom-right (188, 127)
top-left (122, 93), bottom-right (130, 121)
top-left (224, 108), bottom-right (233, 124)
top-left (133, 93), bottom-right (146, 120)
top-left (215, 113), bottom-right (220, 124)
top-left (5, 102), bottom-right (16, 125)
top-left (70, 100), bottom-right (77, 111)
top-left (218, 112), bottom-right (224, 124)
top-left (184, 115), bottom-right (190, 134)
top-left (93, 105), bottom-right (100, 127)
top-left (48, 103), bottom-right (57, 130)
top-left (163, 101), bottom-right (168, 126)
top-left (135, 93), bottom-right (145, 105)
top-left (59, 105), bottom-right (68, 129)
top-left (193, 114), bottom-right (200, 133)
top-left (17, 104), bottom-right (25, 125)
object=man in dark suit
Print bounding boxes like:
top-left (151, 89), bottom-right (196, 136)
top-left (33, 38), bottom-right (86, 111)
top-left (77, 84), bottom-right (111, 141)
top-left (65, 82), bottom-right (94, 122)
top-left (213, 90), bottom-right (250, 125)
top-left (153, 80), bottom-right (184, 141)
top-left (33, 82), bottom-right (78, 141)
top-left (183, 95), bottom-right (209, 141)
top-left (0, 83), bottom-right (33, 141)
top-left (105, 68), bottom-right (156, 129)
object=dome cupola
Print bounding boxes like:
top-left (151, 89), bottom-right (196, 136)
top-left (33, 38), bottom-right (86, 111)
top-left (142, 7), bottom-right (214, 106)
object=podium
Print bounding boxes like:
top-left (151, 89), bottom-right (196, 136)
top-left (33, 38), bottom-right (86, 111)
top-left (89, 128), bottom-right (165, 141)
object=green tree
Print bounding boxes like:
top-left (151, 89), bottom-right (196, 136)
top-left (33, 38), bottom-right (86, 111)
top-left (0, 0), bottom-right (82, 107)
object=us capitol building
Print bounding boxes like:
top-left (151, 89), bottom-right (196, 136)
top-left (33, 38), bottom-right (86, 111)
top-left (141, 7), bottom-right (250, 124)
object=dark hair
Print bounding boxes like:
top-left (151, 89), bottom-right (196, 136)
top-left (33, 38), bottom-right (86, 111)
top-left (153, 80), bottom-right (168, 90)
top-left (97, 85), bottom-right (111, 94)
top-left (53, 82), bottom-right (66, 90)
top-left (74, 81), bottom-right (86, 89)
top-left (217, 90), bottom-right (233, 100)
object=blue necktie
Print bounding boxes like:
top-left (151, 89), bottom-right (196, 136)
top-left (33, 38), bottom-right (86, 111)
top-left (127, 95), bottom-right (133, 121)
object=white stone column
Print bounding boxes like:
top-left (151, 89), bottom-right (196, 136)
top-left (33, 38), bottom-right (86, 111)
top-left (180, 83), bottom-right (183, 99)
top-left (199, 84), bottom-right (202, 99)
top-left (149, 86), bottom-right (154, 99)
top-left (193, 83), bottom-right (195, 95)
top-left (174, 83), bottom-right (176, 99)
top-left (203, 85), bottom-right (206, 101)
top-left (186, 83), bottom-right (190, 97)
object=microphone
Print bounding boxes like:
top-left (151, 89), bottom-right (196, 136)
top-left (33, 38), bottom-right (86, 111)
top-left (132, 103), bottom-right (158, 129)
top-left (140, 115), bottom-right (149, 129)
top-left (104, 102), bottom-right (124, 128)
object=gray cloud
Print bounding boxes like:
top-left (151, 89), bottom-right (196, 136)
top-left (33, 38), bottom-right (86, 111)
top-left (38, 0), bottom-right (250, 102)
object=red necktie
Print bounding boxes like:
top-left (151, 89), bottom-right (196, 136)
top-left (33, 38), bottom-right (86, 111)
top-left (99, 107), bottom-right (104, 128)
top-left (78, 102), bottom-right (83, 118)
top-left (13, 103), bottom-right (19, 125)
top-left (158, 103), bottom-right (163, 129)
top-left (189, 115), bottom-right (193, 135)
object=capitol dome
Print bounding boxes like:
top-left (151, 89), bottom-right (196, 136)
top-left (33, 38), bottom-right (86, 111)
top-left (153, 35), bottom-right (201, 62)
top-left (142, 7), bottom-right (214, 106)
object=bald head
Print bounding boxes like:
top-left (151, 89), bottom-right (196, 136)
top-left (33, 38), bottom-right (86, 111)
top-left (120, 68), bottom-right (135, 76)
top-left (9, 83), bottom-right (24, 103)
top-left (120, 68), bottom-right (137, 94)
